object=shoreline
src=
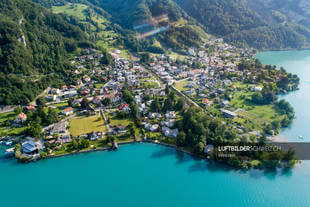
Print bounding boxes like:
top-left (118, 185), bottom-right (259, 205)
top-left (268, 134), bottom-right (289, 142)
top-left (43, 140), bottom-right (203, 161)
top-left (257, 48), bottom-right (310, 53)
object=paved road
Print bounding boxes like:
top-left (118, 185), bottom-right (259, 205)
top-left (101, 110), bottom-right (111, 133)
top-left (0, 106), bottom-right (16, 114)
top-left (172, 86), bottom-right (201, 109)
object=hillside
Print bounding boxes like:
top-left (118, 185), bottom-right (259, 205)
top-left (0, 0), bottom-right (94, 105)
top-left (47, 0), bottom-right (310, 51)
top-left (69, 0), bottom-right (210, 53)
top-left (174, 0), bottom-right (310, 50)
top-left (246, 0), bottom-right (310, 29)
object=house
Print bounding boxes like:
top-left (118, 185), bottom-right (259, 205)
top-left (162, 127), bottom-right (179, 138)
top-left (186, 82), bottom-right (196, 88)
top-left (110, 126), bottom-right (127, 135)
top-left (80, 89), bottom-right (89, 96)
top-left (51, 88), bottom-right (60, 94)
top-left (221, 100), bottom-right (230, 106)
top-left (83, 75), bottom-right (91, 82)
top-left (250, 86), bottom-right (262, 92)
top-left (204, 145), bottom-right (214, 155)
top-left (134, 95), bottom-right (142, 104)
top-left (148, 113), bottom-right (161, 119)
top-left (92, 96), bottom-right (102, 106)
top-left (161, 119), bottom-right (175, 128)
top-left (202, 98), bottom-right (213, 107)
top-left (62, 107), bottom-right (74, 116)
top-left (72, 99), bottom-right (80, 106)
top-left (221, 109), bottom-right (237, 118)
top-left (117, 125), bottom-right (127, 134)
top-left (22, 140), bottom-right (43, 155)
top-left (63, 90), bottom-right (77, 98)
top-left (46, 95), bottom-right (56, 102)
top-left (138, 103), bottom-right (147, 114)
top-left (60, 135), bottom-right (72, 143)
top-left (144, 123), bottom-right (159, 132)
top-left (15, 113), bottom-right (27, 123)
top-left (104, 93), bottom-right (120, 103)
top-left (146, 100), bottom-right (153, 106)
top-left (165, 111), bottom-right (176, 119)
top-left (26, 105), bottom-right (35, 111)
top-left (150, 124), bottom-right (159, 132)
top-left (89, 131), bottom-right (104, 141)
top-left (119, 104), bottom-right (131, 113)
top-left (188, 48), bottom-right (196, 56)
top-left (49, 122), bottom-right (67, 135)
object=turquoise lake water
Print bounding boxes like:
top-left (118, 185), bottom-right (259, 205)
top-left (1, 50), bottom-right (310, 207)
top-left (256, 50), bottom-right (310, 141)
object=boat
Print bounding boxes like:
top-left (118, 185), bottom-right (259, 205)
top-left (298, 135), bottom-right (303, 139)
top-left (4, 148), bottom-right (15, 158)
top-left (4, 141), bottom-right (13, 146)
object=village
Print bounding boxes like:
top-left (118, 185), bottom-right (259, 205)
top-left (0, 37), bottom-right (292, 161)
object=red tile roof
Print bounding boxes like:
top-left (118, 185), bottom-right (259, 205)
top-left (63, 107), bottom-right (73, 112)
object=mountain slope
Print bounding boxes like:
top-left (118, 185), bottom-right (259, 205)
top-left (0, 0), bottom-right (91, 105)
top-left (174, 0), bottom-right (310, 50)
top-left (83, 0), bottom-right (210, 52)
top-left (246, 0), bottom-right (310, 29)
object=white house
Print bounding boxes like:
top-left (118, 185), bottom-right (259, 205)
top-left (165, 111), bottom-right (176, 119)
top-left (62, 107), bottom-right (74, 116)
top-left (162, 127), bottom-right (179, 138)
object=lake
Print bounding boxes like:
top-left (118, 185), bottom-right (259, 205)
top-left (256, 50), bottom-right (310, 141)
top-left (1, 50), bottom-right (310, 207)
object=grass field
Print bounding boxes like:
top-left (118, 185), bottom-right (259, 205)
top-left (52, 3), bottom-right (88, 20)
top-left (174, 80), bottom-right (189, 91)
top-left (235, 110), bottom-right (267, 129)
top-left (230, 86), bottom-right (283, 122)
top-left (51, 102), bottom-right (68, 108)
top-left (0, 112), bottom-right (27, 136)
top-left (95, 83), bottom-right (106, 89)
top-left (106, 111), bottom-right (133, 127)
top-left (0, 112), bottom-right (15, 123)
top-left (140, 80), bottom-right (159, 89)
top-left (69, 115), bottom-right (107, 136)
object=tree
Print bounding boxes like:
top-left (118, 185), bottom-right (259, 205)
top-left (151, 98), bottom-right (160, 112)
top-left (176, 131), bottom-right (186, 146)
top-left (102, 98), bottom-right (111, 106)
top-left (46, 108), bottom-right (59, 125)
top-left (68, 98), bottom-right (73, 107)
top-left (117, 110), bottom-right (126, 119)
top-left (251, 92), bottom-right (263, 104)
top-left (27, 122), bottom-right (42, 138)
top-left (140, 52), bottom-right (150, 63)
top-left (81, 97), bottom-right (89, 109)
top-left (14, 106), bottom-right (22, 115)
top-left (175, 98), bottom-right (185, 111)
top-left (36, 97), bottom-right (46, 108)
top-left (162, 98), bottom-right (173, 112)
top-left (130, 101), bottom-right (139, 119)
top-left (100, 49), bottom-right (114, 65)
top-left (71, 139), bottom-right (79, 150)
top-left (128, 123), bottom-right (136, 138)
top-left (79, 137), bottom-right (90, 149)
top-left (194, 141), bottom-right (205, 154)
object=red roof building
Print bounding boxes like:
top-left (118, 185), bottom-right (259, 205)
top-left (26, 105), bottom-right (35, 111)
